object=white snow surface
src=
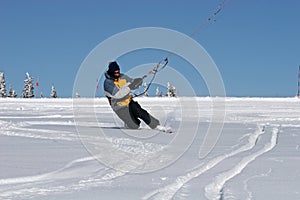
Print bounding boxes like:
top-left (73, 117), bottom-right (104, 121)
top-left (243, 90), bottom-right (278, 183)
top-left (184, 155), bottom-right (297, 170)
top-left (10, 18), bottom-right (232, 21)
top-left (0, 97), bottom-right (299, 200)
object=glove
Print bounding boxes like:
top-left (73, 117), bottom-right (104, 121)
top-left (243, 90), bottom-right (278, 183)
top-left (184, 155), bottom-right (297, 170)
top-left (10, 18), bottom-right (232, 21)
top-left (128, 78), bottom-right (143, 90)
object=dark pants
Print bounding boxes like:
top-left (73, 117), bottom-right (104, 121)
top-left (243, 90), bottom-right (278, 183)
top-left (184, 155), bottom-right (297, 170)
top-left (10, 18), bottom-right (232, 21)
top-left (115, 100), bottom-right (160, 129)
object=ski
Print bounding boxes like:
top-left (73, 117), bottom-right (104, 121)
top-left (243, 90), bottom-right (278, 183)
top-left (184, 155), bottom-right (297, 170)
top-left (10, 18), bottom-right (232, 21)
top-left (156, 125), bottom-right (175, 134)
top-left (117, 124), bottom-right (175, 134)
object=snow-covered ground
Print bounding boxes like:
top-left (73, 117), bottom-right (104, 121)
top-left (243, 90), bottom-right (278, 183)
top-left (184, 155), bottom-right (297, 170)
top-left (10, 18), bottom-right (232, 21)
top-left (0, 97), bottom-right (299, 200)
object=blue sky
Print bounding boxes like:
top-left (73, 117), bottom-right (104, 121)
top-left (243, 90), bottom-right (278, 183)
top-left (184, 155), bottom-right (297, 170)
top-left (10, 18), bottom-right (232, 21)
top-left (0, 0), bottom-right (299, 97)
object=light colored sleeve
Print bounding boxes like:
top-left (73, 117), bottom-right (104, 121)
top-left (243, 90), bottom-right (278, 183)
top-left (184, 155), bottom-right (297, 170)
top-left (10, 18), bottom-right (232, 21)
top-left (104, 82), bottom-right (131, 99)
top-left (112, 82), bottom-right (131, 99)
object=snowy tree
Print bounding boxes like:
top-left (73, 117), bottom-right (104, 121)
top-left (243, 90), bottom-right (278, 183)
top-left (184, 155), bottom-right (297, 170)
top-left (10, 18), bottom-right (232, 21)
top-left (156, 87), bottom-right (162, 97)
top-left (143, 82), bottom-right (149, 97)
top-left (166, 82), bottom-right (177, 97)
top-left (0, 72), bottom-right (7, 97)
top-left (50, 84), bottom-right (57, 98)
top-left (22, 72), bottom-right (34, 98)
top-left (7, 85), bottom-right (17, 98)
top-left (75, 92), bottom-right (80, 98)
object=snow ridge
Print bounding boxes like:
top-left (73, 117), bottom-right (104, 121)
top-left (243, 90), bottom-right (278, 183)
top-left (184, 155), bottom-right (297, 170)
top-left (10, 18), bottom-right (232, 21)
top-left (204, 127), bottom-right (279, 200)
top-left (243, 168), bottom-right (272, 200)
top-left (143, 125), bottom-right (266, 200)
top-left (0, 136), bottom-right (166, 199)
top-left (0, 156), bottom-right (96, 186)
top-left (0, 156), bottom-right (107, 199)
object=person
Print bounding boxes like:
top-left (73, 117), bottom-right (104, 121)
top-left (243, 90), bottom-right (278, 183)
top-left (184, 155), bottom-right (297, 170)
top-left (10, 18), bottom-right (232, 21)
top-left (103, 61), bottom-right (160, 129)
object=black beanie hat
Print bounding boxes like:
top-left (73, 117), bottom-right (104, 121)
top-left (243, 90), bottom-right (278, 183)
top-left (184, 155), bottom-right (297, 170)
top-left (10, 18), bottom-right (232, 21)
top-left (107, 61), bottom-right (120, 74)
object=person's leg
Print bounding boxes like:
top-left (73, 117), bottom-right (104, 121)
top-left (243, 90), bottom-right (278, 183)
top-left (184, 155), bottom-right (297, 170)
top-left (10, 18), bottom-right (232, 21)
top-left (129, 101), bottom-right (160, 129)
top-left (147, 115), bottom-right (160, 129)
top-left (115, 107), bottom-right (140, 129)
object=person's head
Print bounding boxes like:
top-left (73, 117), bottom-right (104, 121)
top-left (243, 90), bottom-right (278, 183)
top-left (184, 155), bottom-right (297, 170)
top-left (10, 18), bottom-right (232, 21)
top-left (107, 61), bottom-right (120, 79)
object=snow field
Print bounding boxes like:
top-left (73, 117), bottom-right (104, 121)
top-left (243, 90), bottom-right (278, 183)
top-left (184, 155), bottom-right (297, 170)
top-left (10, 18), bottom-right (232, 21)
top-left (0, 97), bottom-right (299, 199)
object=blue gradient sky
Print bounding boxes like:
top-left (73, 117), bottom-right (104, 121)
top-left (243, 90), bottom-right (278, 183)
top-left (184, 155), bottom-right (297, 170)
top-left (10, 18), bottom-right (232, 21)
top-left (0, 0), bottom-right (299, 97)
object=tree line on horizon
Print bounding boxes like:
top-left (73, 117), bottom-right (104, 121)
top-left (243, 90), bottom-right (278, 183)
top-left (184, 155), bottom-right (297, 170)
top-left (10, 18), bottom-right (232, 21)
top-left (1, 71), bottom-right (177, 98)
top-left (0, 71), bottom-right (57, 98)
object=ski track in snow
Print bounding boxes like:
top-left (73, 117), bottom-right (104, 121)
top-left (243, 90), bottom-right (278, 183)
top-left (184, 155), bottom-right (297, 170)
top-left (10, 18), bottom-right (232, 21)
top-left (0, 119), bottom-right (115, 141)
top-left (0, 106), bottom-right (168, 199)
top-left (0, 154), bottom-right (128, 199)
top-left (0, 134), bottom-right (166, 199)
top-left (204, 127), bottom-right (279, 200)
top-left (0, 127), bottom-right (165, 199)
top-left (143, 125), bottom-right (280, 200)
top-left (0, 156), bottom-right (96, 185)
top-left (0, 120), bottom-right (77, 141)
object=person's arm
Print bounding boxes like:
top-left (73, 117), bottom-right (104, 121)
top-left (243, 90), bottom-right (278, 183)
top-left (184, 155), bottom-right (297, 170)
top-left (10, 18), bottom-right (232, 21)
top-left (104, 79), bottom-right (131, 100)
top-left (122, 74), bottom-right (143, 90)
top-left (128, 78), bottom-right (143, 90)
